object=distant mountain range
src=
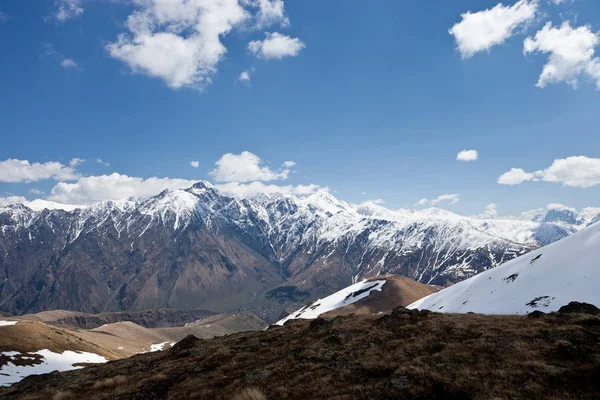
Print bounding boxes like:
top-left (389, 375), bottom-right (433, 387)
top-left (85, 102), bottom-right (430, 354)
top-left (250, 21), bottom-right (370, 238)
top-left (0, 181), bottom-right (597, 316)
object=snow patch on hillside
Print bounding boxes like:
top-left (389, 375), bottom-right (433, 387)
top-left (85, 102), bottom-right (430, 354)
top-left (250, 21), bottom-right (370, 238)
top-left (0, 350), bottom-right (107, 386)
top-left (276, 279), bottom-right (386, 325)
top-left (408, 224), bottom-right (600, 314)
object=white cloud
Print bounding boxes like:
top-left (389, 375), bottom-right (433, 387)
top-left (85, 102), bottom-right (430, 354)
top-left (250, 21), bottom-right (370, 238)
top-left (252, 0), bottom-right (289, 29)
top-left (364, 198), bottom-right (385, 205)
top-left (416, 194), bottom-right (460, 207)
top-left (96, 159), bottom-right (110, 167)
top-left (361, 192), bottom-right (367, 196)
top-left (0, 12), bottom-right (10, 23)
top-left (69, 158), bottom-right (85, 167)
top-left (499, 156), bottom-right (600, 187)
top-left (430, 193), bottom-right (460, 205)
top-left (215, 181), bottom-right (323, 196)
top-left (248, 32), bottom-right (305, 60)
top-left (210, 151), bottom-right (294, 182)
top-left (497, 167), bottom-right (536, 185)
top-left (47, 173), bottom-right (197, 204)
top-left (29, 188), bottom-right (45, 195)
top-left (238, 70), bottom-right (252, 83)
top-left (0, 196), bottom-right (27, 207)
top-left (449, 0), bottom-right (538, 58)
top-left (524, 22), bottom-right (600, 89)
top-left (580, 207), bottom-right (600, 221)
top-left (190, 160), bottom-right (200, 168)
top-left (106, 0), bottom-right (250, 90)
top-left (47, 0), bottom-right (83, 23)
top-left (60, 58), bottom-right (79, 69)
top-left (482, 203), bottom-right (498, 218)
top-left (0, 159), bottom-right (79, 183)
top-left (546, 202), bottom-right (575, 211)
top-left (538, 156), bottom-right (600, 187)
top-left (456, 149), bottom-right (479, 162)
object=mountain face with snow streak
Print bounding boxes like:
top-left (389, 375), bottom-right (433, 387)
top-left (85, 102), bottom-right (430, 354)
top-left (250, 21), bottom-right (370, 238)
top-left (408, 222), bottom-right (600, 314)
top-left (0, 181), bottom-right (589, 316)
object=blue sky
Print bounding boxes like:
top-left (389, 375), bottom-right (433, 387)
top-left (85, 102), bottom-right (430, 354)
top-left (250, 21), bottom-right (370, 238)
top-left (1, 0), bottom-right (600, 218)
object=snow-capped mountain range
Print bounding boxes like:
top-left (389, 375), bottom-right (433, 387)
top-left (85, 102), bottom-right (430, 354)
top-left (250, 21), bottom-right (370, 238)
top-left (0, 181), bottom-right (597, 316)
top-left (408, 221), bottom-right (600, 314)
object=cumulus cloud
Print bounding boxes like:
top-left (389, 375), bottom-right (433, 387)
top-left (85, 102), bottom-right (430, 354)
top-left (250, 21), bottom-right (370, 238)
top-left (248, 32), bottom-right (305, 59)
top-left (251, 0), bottom-right (289, 29)
top-left (215, 181), bottom-right (323, 196)
top-left (449, 0), bottom-right (538, 58)
top-left (0, 159), bottom-right (79, 183)
top-left (497, 167), bottom-right (536, 185)
top-left (456, 149), bottom-right (479, 162)
top-left (416, 194), bottom-right (460, 206)
top-left (431, 193), bottom-right (460, 205)
top-left (0, 196), bottom-right (27, 207)
top-left (96, 159), bottom-right (110, 167)
top-left (106, 0), bottom-right (250, 90)
top-left (482, 203), bottom-right (498, 218)
top-left (498, 156), bottom-right (600, 187)
top-left (210, 151), bottom-right (294, 182)
top-left (46, 0), bottom-right (83, 23)
top-left (29, 188), bottom-right (45, 195)
top-left (238, 69), bottom-right (252, 83)
top-left (190, 160), bottom-right (200, 168)
top-left (69, 158), bottom-right (85, 167)
top-left (524, 22), bottom-right (600, 89)
top-left (47, 173), bottom-right (197, 204)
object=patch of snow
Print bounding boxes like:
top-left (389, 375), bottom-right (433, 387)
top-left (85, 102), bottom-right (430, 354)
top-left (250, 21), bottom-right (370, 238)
top-left (408, 224), bottom-right (600, 314)
top-left (150, 342), bottom-right (171, 352)
top-left (0, 321), bottom-right (17, 327)
top-left (0, 350), bottom-right (107, 386)
top-left (276, 279), bottom-right (386, 325)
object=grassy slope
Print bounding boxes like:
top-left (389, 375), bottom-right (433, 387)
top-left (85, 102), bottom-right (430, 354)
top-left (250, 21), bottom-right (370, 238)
top-left (2, 308), bottom-right (599, 399)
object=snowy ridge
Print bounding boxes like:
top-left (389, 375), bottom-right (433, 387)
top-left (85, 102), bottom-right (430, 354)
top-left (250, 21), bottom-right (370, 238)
top-left (408, 223), bottom-right (600, 314)
top-left (0, 181), bottom-right (596, 288)
top-left (276, 279), bottom-right (387, 325)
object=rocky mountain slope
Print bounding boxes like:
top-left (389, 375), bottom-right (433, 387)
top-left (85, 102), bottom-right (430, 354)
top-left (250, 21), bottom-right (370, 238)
top-left (0, 182), bottom-right (594, 316)
top-left (409, 222), bottom-right (600, 314)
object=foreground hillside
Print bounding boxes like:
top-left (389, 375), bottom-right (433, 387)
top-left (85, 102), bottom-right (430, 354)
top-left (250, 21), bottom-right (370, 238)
top-left (409, 222), bottom-right (600, 314)
top-left (2, 305), bottom-right (599, 399)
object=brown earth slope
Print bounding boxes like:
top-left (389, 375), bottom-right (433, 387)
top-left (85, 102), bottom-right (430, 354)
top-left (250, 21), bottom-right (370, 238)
top-left (13, 309), bottom-right (207, 329)
top-left (0, 321), bottom-right (122, 361)
top-left (321, 274), bottom-right (440, 318)
top-left (155, 313), bottom-right (267, 342)
top-left (2, 304), bottom-right (599, 399)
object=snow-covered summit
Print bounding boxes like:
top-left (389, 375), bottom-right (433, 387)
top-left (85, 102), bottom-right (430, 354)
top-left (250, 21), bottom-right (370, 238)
top-left (408, 222), bottom-right (600, 314)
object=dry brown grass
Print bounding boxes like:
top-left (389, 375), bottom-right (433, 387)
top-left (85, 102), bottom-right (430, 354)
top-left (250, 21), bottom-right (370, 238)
top-left (2, 308), bottom-right (600, 399)
top-left (232, 387), bottom-right (267, 400)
